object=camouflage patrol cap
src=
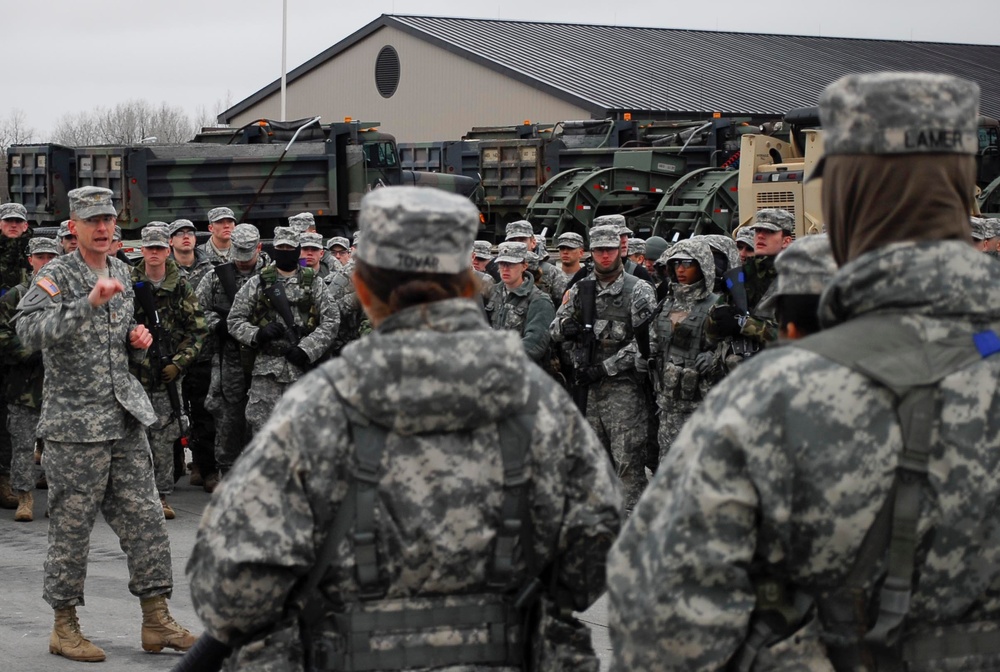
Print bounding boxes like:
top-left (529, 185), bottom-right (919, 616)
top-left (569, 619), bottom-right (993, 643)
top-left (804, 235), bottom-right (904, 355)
top-left (627, 238), bottom-right (646, 256)
top-left (288, 212), bottom-right (315, 233)
top-left (327, 236), bottom-right (350, 251)
top-left (505, 220), bottom-right (534, 241)
top-left (812, 72), bottom-right (979, 178)
top-left (141, 224), bottom-right (170, 248)
top-left (112, 225), bottom-right (122, 242)
top-left (495, 241), bottom-right (528, 264)
top-left (168, 219), bottom-right (196, 236)
top-left (473, 240), bottom-right (493, 259)
top-left (272, 226), bottom-right (299, 248)
top-left (231, 223), bottom-right (260, 262)
top-left (772, 233), bottom-right (837, 298)
top-left (970, 217), bottom-right (989, 241)
top-left (751, 208), bottom-right (795, 234)
top-left (988, 218), bottom-right (1000, 239)
top-left (57, 220), bottom-right (71, 238)
top-left (557, 232), bottom-right (584, 249)
top-left (645, 236), bottom-right (668, 261)
top-left (68, 187), bottom-right (116, 220)
top-left (207, 206), bottom-right (236, 223)
top-left (589, 224), bottom-right (621, 249)
top-left (299, 232), bottom-right (324, 249)
top-left (592, 214), bottom-right (626, 231)
top-left (28, 237), bottom-right (60, 256)
top-left (0, 202), bottom-right (27, 221)
top-left (356, 186), bottom-right (478, 274)
top-left (735, 226), bottom-right (755, 247)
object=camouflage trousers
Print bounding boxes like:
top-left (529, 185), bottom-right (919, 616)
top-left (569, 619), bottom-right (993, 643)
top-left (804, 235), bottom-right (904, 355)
top-left (246, 374), bottom-right (292, 438)
top-left (585, 376), bottom-right (649, 509)
top-left (656, 398), bottom-right (700, 465)
top-left (208, 354), bottom-right (251, 473)
top-left (147, 387), bottom-right (183, 496)
top-left (6, 403), bottom-right (40, 493)
top-left (43, 418), bottom-right (173, 609)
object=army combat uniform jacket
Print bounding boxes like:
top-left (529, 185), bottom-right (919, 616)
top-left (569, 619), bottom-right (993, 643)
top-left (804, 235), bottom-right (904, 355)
top-left (188, 298), bottom-right (623, 670)
top-left (485, 273), bottom-right (555, 363)
top-left (607, 241), bottom-right (1000, 671)
top-left (129, 259), bottom-right (207, 392)
top-left (15, 251), bottom-right (155, 440)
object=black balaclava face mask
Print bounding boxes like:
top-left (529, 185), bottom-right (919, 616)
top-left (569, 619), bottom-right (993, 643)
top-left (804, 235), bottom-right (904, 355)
top-left (272, 247), bottom-right (301, 272)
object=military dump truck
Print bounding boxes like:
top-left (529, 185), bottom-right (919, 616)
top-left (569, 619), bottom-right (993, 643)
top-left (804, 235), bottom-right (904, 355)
top-left (6, 118), bottom-right (478, 236)
top-left (740, 109), bottom-right (1000, 236)
top-left (399, 116), bottom-right (773, 241)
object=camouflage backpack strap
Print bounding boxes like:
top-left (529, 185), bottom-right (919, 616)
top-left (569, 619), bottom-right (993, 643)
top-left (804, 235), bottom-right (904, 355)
top-left (792, 314), bottom-right (1000, 670)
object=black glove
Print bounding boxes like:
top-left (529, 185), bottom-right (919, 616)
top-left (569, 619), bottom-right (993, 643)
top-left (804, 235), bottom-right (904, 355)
top-left (575, 364), bottom-right (606, 387)
top-left (694, 351), bottom-right (715, 375)
top-left (285, 346), bottom-right (311, 369)
top-left (256, 322), bottom-right (285, 345)
top-left (562, 318), bottom-right (583, 340)
top-left (215, 319), bottom-right (229, 338)
top-left (24, 351), bottom-right (43, 367)
top-left (711, 305), bottom-right (744, 338)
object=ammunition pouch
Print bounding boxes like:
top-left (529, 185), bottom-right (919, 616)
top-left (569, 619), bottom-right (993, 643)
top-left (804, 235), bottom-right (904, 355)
top-left (307, 594), bottom-right (525, 672)
top-left (660, 362), bottom-right (702, 401)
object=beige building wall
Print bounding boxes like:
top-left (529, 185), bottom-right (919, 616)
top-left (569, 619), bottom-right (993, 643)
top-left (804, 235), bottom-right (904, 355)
top-left (228, 25), bottom-right (592, 142)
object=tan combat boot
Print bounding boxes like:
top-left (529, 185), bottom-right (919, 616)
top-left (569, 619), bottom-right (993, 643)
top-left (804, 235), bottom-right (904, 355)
top-left (160, 496), bottom-right (175, 520)
top-left (140, 595), bottom-right (197, 653)
top-left (14, 491), bottom-right (33, 522)
top-left (50, 607), bottom-right (106, 662)
top-left (0, 473), bottom-right (18, 509)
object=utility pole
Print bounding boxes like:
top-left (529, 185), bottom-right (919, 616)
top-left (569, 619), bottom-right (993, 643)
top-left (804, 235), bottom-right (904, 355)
top-left (281, 0), bottom-right (288, 121)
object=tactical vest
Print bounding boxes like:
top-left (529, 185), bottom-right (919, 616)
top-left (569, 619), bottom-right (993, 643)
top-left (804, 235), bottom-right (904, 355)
top-left (251, 266), bottom-right (320, 335)
top-left (653, 292), bottom-right (719, 369)
top-left (594, 272), bottom-right (641, 362)
top-left (288, 374), bottom-right (541, 671)
top-left (731, 314), bottom-right (1000, 672)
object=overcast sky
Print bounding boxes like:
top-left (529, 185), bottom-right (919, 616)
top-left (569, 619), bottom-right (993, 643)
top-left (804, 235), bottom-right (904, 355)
top-left (5, 0), bottom-right (996, 139)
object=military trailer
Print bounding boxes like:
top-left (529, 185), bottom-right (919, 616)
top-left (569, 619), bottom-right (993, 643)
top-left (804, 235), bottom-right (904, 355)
top-left (7, 118), bottom-right (478, 237)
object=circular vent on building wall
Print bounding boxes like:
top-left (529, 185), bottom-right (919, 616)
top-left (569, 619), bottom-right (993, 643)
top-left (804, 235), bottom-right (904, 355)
top-left (375, 46), bottom-right (400, 98)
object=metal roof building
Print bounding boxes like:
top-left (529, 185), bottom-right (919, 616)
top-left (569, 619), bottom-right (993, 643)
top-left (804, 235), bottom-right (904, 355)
top-left (220, 14), bottom-right (1000, 141)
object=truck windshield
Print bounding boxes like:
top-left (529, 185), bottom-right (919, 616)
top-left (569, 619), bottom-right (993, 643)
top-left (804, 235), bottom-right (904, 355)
top-left (364, 142), bottom-right (398, 168)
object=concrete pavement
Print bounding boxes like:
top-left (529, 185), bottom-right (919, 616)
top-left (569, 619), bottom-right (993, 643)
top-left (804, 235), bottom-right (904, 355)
top-left (0, 481), bottom-right (613, 671)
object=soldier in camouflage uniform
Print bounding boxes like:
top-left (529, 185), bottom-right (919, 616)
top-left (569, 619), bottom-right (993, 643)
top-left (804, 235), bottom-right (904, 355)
top-left (608, 72), bottom-right (1000, 671)
top-left (556, 231), bottom-right (586, 282)
top-left (0, 236), bottom-right (59, 521)
top-left (472, 239), bottom-right (496, 299)
top-left (169, 218), bottom-right (220, 490)
top-left (592, 215), bottom-right (655, 284)
top-left (505, 220), bottom-right (567, 307)
top-left (323, 236), bottom-right (364, 358)
top-left (735, 225), bottom-right (755, 265)
top-left (197, 224), bottom-right (266, 475)
top-left (187, 186), bottom-right (622, 671)
top-left (485, 241), bottom-right (555, 363)
top-left (130, 224), bottom-right (208, 519)
top-left (298, 231), bottom-right (330, 278)
top-left (200, 206), bottom-right (236, 264)
top-left (16, 187), bottom-right (195, 662)
top-left (228, 227), bottom-right (338, 436)
top-left (707, 208), bottom-right (794, 366)
top-left (0, 202), bottom-right (31, 509)
top-left (57, 219), bottom-right (79, 255)
top-left (763, 233), bottom-right (838, 341)
top-left (645, 238), bottom-right (725, 465)
top-left (551, 224), bottom-right (656, 509)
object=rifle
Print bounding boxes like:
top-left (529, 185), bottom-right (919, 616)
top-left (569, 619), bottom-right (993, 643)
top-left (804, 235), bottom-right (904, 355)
top-left (169, 634), bottom-right (231, 672)
top-left (134, 281), bottom-right (190, 453)
top-left (570, 279), bottom-right (598, 415)
top-left (262, 280), bottom-right (302, 345)
top-left (721, 266), bottom-right (760, 358)
top-left (215, 262), bottom-right (238, 304)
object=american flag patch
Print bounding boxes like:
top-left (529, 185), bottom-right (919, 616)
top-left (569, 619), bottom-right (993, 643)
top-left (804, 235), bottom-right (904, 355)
top-left (36, 277), bottom-right (60, 297)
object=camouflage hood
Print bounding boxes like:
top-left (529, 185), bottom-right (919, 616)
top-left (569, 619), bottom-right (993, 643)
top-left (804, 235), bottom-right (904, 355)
top-left (820, 240), bottom-right (1000, 327)
top-left (665, 238), bottom-right (716, 289)
top-left (334, 298), bottom-right (531, 435)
